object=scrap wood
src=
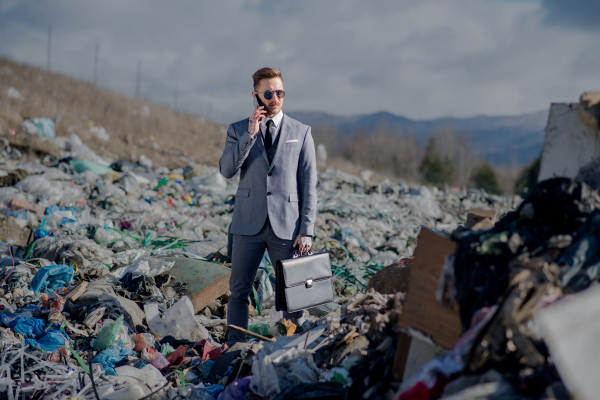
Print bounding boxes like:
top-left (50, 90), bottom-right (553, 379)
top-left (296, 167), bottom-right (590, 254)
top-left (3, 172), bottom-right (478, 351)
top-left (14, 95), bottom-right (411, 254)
top-left (398, 227), bottom-right (461, 350)
top-left (65, 281), bottom-right (88, 301)
top-left (8, 198), bottom-right (44, 216)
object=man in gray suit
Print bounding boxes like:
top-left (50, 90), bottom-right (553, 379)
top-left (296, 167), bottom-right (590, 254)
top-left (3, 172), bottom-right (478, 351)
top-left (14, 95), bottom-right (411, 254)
top-left (219, 67), bottom-right (318, 345)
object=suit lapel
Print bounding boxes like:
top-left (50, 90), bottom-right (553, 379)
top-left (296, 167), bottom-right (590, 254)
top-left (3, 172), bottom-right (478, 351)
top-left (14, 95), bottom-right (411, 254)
top-left (269, 114), bottom-right (291, 170)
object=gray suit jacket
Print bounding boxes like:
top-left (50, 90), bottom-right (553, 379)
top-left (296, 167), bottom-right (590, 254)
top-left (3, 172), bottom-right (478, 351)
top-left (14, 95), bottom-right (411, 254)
top-left (219, 114), bottom-right (317, 240)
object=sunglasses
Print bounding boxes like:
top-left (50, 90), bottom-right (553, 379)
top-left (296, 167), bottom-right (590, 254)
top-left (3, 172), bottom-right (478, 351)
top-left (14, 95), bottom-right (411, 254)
top-left (258, 90), bottom-right (285, 100)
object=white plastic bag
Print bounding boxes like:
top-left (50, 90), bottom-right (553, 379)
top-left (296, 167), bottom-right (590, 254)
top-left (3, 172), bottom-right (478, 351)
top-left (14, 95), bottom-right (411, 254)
top-left (144, 296), bottom-right (209, 342)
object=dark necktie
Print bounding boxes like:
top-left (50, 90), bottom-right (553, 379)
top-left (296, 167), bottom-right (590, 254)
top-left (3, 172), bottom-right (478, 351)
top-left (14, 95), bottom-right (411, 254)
top-left (265, 120), bottom-right (275, 152)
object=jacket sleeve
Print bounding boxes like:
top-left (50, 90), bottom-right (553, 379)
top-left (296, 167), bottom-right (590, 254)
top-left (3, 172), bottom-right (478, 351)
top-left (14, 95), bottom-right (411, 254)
top-left (297, 127), bottom-right (318, 236)
top-left (219, 122), bottom-right (257, 179)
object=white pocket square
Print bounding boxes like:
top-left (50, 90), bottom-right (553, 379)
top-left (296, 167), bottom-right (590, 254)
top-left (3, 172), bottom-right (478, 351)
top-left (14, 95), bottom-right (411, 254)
top-left (286, 139), bottom-right (298, 143)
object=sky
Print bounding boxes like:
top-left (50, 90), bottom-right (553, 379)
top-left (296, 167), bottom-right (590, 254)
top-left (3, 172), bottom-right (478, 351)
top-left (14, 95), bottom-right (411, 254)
top-left (1, 0), bottom-right (599, 123)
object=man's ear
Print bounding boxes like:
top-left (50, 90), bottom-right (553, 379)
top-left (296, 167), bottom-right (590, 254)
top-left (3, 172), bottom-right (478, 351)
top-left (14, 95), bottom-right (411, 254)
top-left (252, 91), bottom-right (257, 97)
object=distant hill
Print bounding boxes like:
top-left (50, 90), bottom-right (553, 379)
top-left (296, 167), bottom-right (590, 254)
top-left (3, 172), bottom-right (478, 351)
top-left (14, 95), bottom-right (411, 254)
top-left (287, 110), bottom-right (549, 166)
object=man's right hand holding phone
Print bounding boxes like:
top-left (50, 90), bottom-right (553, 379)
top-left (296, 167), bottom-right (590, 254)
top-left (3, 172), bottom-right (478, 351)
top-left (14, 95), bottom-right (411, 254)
top-left (248, 106), bottom-right (266, 138)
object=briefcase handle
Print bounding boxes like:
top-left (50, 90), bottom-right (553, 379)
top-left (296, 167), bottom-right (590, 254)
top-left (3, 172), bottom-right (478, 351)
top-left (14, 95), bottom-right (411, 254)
top-left (293, 250), bottom-right (313, 258)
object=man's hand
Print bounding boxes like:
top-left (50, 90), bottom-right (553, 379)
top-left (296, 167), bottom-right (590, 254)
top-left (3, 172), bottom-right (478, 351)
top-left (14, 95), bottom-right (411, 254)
top-left (248, 106), bottom-right (266, 138)
top-left (293, 234), bottom-right (312, 254)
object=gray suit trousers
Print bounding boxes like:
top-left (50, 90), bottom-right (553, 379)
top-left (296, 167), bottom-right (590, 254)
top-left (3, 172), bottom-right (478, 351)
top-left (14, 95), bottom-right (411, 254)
top-left (226, 218), bottom-right (303, 344)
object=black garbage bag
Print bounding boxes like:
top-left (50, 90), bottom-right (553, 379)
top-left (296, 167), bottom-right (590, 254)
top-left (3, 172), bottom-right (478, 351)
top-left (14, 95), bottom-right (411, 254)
top-left (558, 210), bottom-right (600, 293)
top-left (454, 178), bottom-right (600, 330)
top-left (272, 382), bottom-right (345, 400)
top-left (110, 160), bottom-right (143, 173)
top-left (120, 272), bottom-right (155, 297)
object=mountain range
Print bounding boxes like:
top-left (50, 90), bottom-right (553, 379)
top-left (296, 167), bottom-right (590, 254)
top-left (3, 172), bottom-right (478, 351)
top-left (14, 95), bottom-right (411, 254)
top-left (287, 110), bottom-right (549, 166)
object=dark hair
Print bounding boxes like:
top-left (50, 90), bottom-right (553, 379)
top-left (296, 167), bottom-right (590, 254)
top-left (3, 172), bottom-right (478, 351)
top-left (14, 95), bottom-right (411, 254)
top-left (252, 67), bottom-right (282, 90)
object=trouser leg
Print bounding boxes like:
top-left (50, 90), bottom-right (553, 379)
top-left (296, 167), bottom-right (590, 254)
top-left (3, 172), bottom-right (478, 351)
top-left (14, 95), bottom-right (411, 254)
top-left (226, 225), bottom-right (267, 344)
top-left (265, 221), bottom-right (305, 323)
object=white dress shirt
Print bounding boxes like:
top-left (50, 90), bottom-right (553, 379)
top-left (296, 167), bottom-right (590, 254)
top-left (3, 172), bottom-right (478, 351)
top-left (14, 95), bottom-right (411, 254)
top-left (260, 110), bottom-right (283, 142)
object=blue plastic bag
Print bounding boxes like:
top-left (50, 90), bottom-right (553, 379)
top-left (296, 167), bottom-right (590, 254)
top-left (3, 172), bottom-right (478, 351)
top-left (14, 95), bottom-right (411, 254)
top-left (23, 118), bottom-right (56, 138)
top-left (44, 205), bottom-right (60, 216)
top-left (26, 329), bottom-right (70, 352)
top-left (3, 210), bottom-right (27, 219)
top-left (35, 329), bottom-right (70, 351)
top-left (30, 264), bottom-right (74, 294)
top-left (204, 385), bottom-right (224, 399)
top-left (197, 360), bottom-right (215, 378)
top-left (34, 219), bottom-right (52, 240)
top-left (92, 346), bottom-right (136, 375)
top-left (217, 377), bottom-right (251, 400)
top-left (7, 317), bottom-right (45, 338)
top-left (45, 205), bottom-right (82, 217)
top-left (0, 313), bottom-right (25, 326)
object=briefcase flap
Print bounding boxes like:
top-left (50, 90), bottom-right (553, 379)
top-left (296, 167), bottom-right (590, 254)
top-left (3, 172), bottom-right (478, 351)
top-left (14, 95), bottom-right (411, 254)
top-left (280, 252), bottom-right (332, 287)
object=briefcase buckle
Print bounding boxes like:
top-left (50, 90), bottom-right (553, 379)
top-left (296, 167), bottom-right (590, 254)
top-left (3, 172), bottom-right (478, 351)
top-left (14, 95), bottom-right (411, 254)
top-left (293, 250), bottom-right (314, 258)
top-left (306, 279), bottom-right (313, 289)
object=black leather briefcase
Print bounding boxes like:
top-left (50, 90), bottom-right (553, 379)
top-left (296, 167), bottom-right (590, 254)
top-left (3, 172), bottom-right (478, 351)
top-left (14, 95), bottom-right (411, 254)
top-left (275, 251), bottom-right (334, 313)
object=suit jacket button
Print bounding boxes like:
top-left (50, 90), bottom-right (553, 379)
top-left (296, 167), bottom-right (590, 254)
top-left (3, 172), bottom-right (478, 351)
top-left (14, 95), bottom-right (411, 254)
top-left (268, 173), bottom-right (272, 176)
top-left (267, 192), bottom-right (272, 196)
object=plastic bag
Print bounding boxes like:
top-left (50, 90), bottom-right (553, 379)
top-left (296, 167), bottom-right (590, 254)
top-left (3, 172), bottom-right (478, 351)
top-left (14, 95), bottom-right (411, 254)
top-left (145, 297), bottom-right (210, 342)
top-left (113, 320), bottom-right (133, 349)
top-left (116, 364), bottom-right (166, 386)
top-left (41, 168), bottom-right (72, 181)
top-left (165, 345), bottom-right (187, 365)
top-left (6, 317), bottom-right (45, 338)
top-left (218, 377), bottom-right (251, 400)
top-left (249, 323), bottom-right (270, 337)
top-left (94, 315), bottom-right (124, 352)
top-left (29, 329), bottom-right (70, 352)
top-left (89, 126), bottom-right (110, 142)
top-left (141, 348), bottom-right (171, 370)
top-left (160, 343), bottom-right (175, 356)
top-left (92, 346), bottom-right (136, 375)
top-left (21, 118), bottom-right (56, 138)
top-left (70, 159), bottom-right (113, 175)
top-left (132, 333), bottom-right (155, 352)
top-left (34, 219), bottom-right (52, 240)
top-left (30, 264), bottom-right (74, 295)
top-left (16, 175), bottom-right (61, 202)
top-left (203, 385), bottom-right (224, 399)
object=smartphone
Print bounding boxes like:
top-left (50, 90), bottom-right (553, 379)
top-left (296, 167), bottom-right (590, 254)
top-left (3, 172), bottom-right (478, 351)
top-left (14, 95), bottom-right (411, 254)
top-left (253, 94), bottom-right (265, 122)
top-left (253, 94), bottom-right (265, 109)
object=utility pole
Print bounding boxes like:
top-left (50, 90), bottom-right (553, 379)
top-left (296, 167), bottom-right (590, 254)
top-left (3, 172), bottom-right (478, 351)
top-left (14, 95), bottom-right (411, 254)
top-left (173, 88), bottom-right (178, 111)
top-left (135, 60), bottom-right (141, 98)
top-left (93, 43), bottom-right (99, 86)
top-left (46, 25), bottom-right (52, 72)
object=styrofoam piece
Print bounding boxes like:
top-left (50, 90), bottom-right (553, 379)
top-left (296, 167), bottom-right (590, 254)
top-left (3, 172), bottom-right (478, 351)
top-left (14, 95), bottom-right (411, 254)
top-left (536, 285), bottom-right (600, 400)
top-left (538, 103), bottom-right (600, 182)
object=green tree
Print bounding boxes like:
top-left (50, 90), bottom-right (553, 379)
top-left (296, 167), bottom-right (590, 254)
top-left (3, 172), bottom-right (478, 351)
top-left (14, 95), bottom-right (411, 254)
top-left (473, 160), bottom-right (502, 194)
top-left (419, 136), bottom-right (454, 185)
top-left (515, 157), bottom-right (541, 196)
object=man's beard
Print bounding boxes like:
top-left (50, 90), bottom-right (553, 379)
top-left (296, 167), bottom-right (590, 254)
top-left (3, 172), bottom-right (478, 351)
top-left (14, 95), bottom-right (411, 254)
top-left (266, 104), bottom-right (280, 117)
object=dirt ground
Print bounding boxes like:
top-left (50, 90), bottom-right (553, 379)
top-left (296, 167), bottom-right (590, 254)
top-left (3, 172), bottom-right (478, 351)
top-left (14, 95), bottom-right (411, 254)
top-left (0, 57), bottom-right (226, 169)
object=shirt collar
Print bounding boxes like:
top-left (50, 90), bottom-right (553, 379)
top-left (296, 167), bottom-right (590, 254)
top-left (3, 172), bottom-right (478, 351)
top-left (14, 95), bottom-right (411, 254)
top-left (260, 110), bottom-right (284, 130)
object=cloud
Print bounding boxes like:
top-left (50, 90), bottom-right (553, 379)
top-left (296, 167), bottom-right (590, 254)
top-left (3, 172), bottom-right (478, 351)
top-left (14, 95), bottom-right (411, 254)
top-left (0, 0), bottom-right (599, 124)
top-left (542, 0), bottom-right (600, 30)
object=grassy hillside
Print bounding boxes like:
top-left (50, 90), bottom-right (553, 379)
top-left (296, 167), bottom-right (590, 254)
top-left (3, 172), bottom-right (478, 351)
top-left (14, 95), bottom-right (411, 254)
top-left (0, 57), bottom-right (225, 168)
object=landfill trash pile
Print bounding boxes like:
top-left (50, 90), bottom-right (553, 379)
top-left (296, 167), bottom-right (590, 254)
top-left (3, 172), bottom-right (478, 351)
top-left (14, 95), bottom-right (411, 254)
top-left (394, 177), bottom-right (600, 400)
top-left (0, 125), bottom-right (539, 400)
top-left (312, 168), bottom-right (520, 295)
